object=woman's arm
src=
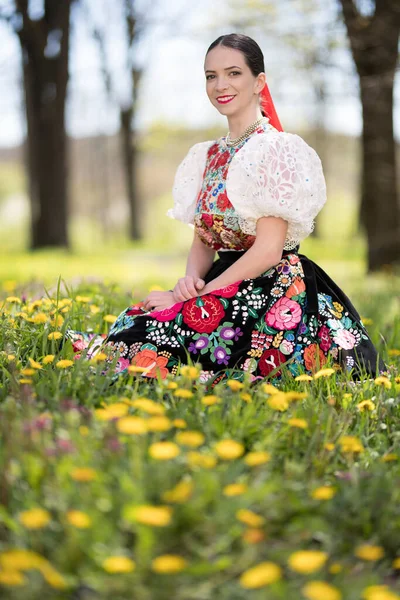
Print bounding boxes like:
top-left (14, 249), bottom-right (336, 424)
top-left (185, 230), bottom-right (216, 279)
top-left (199, 216), bottom-right (288, 295)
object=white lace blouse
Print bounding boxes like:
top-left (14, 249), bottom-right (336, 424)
top-left (167, 129), bottom-right (327, 250)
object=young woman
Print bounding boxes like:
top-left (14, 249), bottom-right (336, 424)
top-left (66, 33), bottom-right (385, 385)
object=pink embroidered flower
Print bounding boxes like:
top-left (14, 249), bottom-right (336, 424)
top-left (115, 358), bottom-right (130, 373)
top-left (279, 339), bottom-right (294, 355)
top-left (265, 297), bottom-right (302, 330)
top-left (149, 302), bottom-right (183, 322)
top-left (318, 325), bottom-right (332, 352)
top-left (332, 329), bottom-right (356, 350)
top-left (211, 282), bottom-right (240, 298)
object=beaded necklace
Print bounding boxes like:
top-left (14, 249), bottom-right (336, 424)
top-left (225, 116), bottom-right (271, 147)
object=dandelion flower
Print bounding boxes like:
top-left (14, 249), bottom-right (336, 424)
top-left (28, 357), bottom-right (42, 369)
top-left (102, 556), bottom-right (136, 573)
top-left (287, 550), bottom-right (328, 574)
top-left (6, 296), bottom-right (21, 304)
top-left (151, 555), bottom-right (187, 573)
top-left (236, 509), bottom-right (265, 528)
top-left (362, 585), bottom-right (399, 600)
top-left (239, 561), bottom-right (282, 589)
top-left (172, 418), bottom-right (187, 428)
top-left (131, 398), bottom-right (165, 415)
top-left (354, 544), bottom-right (384, 561)
top-left (162, 480), bottom-right (194, 503)
top-left (174, 388), bottom-right (194, 399)
top-left (32, 313), bottom-right (48, 324)
top-left (215, 439), bottom-right (244, 460)
top-left (66, 510), bottom-right (92, 528)
top-left (227, 379), bottom-right (244, 391)
top-left (242, 528), bottom-right (265, 544)
top-left (48, 331), bottom-right (62, 341)
top-left (125, 504), bottom-right (172, 527)
top-left (56, 359), bottom-right (73, 369)
top-left (43, 355), bottom-right (55, 364)
top-left (103, 314), bottom-right (118, 323)
top-left (374, 376), bottom-right (391, 389)
top-left (187, 452), bottom-right (217, 469)
top-left (288, 418), bottom-right (308, 429)
top-left (180, 365), bottom-right (200, 379)
top-left (240, 392), bottom-right (252, 403)
top-left (267, 393), bottom-right (289, 411)
top-left (176, 431), bottom-right (205, 448)
top-left (117, 416), bottom-right (147, 434)
top-left (357, 400), bottom-right (375, 412)
top-left (313, 368), bottom-right (335, 379)
top-left (381, 453), bottom-right (398, 462)
top-left (70, 467), bottom-right (97, 482)
top-left (338, 435), bottom-right (364, 453)
top-left (244, 451), bottom-right (271, 466)
top-left (310, 486), bottom-right (336, 500)
top-left (149, 441), bottom-right (180, 460)
top-left (19, 508), bottom-right (51, 529)
top-left (294, 374), bottom-right (313, 382)
top-left (146, 416), bottom-right (172, 432)
top-left (301, 580), bottom-right (342, 600)
top-left (201, 394), bottom-right (220, 406)
top-left (223, 483), bottom-right (248, 496)
top-left (19, 378), bottom-right (33, 384)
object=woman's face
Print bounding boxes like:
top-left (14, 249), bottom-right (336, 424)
top-left (204, 45), bottom-right (265, 116)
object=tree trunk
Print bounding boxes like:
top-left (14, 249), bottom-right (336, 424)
top-left (339, 0), bottom-right (400, 271)
top-left (17, 1), bottom-right (71, 249)
top-left (120, 107), bottom-right (141, 240)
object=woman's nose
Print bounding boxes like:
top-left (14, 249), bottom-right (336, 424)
top-left (215, 78), bottom-right (229, 91)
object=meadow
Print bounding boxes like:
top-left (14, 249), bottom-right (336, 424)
top-left (1, 140), bottom-right (400, 599)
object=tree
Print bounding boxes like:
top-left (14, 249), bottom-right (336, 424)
top-left (1, 0), bottom-right (75, 249)
top-left (338, 0), bottom-right (400, 271)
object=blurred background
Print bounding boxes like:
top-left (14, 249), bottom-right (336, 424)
top-left (0, 0), bottom-right (399, 297)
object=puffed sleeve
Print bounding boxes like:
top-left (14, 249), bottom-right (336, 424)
top-left (166, 140), bottom-right (215, 225)
top-left (226, 131), bottom-right (327, 245)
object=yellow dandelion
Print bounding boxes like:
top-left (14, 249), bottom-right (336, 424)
top-left (131, 398), bottom-right (165, 415)
top-left (19, 508), bottom-right (51, 529)
top-left (287, 550), bottom-right (328, 574)
top-left (201, 394), bottom-right (220, 406)
top-left (28, 357), bottom-right (42, 369)
top-left (357, 400), bottom-right (375, 412)
top-left (239, 561), bottom-right (282, 589)
top-left (244, 451), bottom-right (271, 466)
top-left (19, 378), bottom-right (33, 384)
top-left (56, 359), bottom-right (73, 369)
top-left (180, 365), bottom-right (200, 379)
top-left (187, 452), bottom-right (217, 469)
top-left (149, 441), bottom-right (180, 460)
top-left (0, 549), bottom-right (44, 571)
top-left (166, 381), bottom-right (178, 389)
top-left (32, 312), bottom-right (48, 324)
top-left (7, 354), bottom-right (16, 361)
top-left (392, 557), bottom-right (400, 569)
top-left (388, 349), bottom-right (400, 357)
top-left (117, 416), bottom-right (147, 434)
top-left (162, 480), bottom-right (194, 503)
top-left (173, 418), bottom-right (187, 428)
top-left (261, 383), bottom-right (280, 394)
top-left (285, 391), bottom-right (308, 402)
top-left (329, 563), bottom-right (343, 574)
top-left (338, 435), bottom-right (364, 453)
top-left (102, 556), bottom-right (136, 573)
top-left (66, 510), bottom-right (92, 528)
top-left (125, 504), bottom-right (172, 527)
top-left (361, 317), bottom-right (373, 326)
top-left (90, 304), bottom-right (101, 314)
top-left (226, 379), bottom-right (244, 391)
top-left (75, 296), bottom-right (91, 303)
top-left (240, 392), bottom-right (252, 403)
top-left (288, 418), bottom-right (308, 429)
top-left (267, 393), bottom-right (289, 411)
top-left (381, 453), bottom-right (398, 462)
top-left (294, 374), bottom-right (313, 382)
top-left (6, 296), bottom-right (21, 303)
top-left (146, 416), bottom-right (172, 432)
top-left (362, 585), bottom-right (400, 600)
top-left (301, 580), bottom-right (342, 600)
top-left (51, 314), bottom-right (64, 327)
top-left (174, 388), bottom-right (194, 399)
top-left (103, 314), bottom-right (118, 323)
top-left (43, 355), bottom-right (55, 364)
top-left (311, 486), bottom-right (336, 500)
top-left (313, 368), bottom-right (335, 379)
top-left (95, 403), bottom-right (129, 420)
top-left (223, 483), bottom-right (248, 496)
top-left (90, 352), bottom-right (108, 363)
top-left (151, 555), bottom-right (187, 574)
top-left (21, 368), bottom-right (36, 376)
top-left (354, 544), bottom-right (384, 561)
top-left (374, 376), bottom-right (391, 389)
top-left (70, 467), bottom-right (97, 482)
top-left (242, 528), bottom-right (265, 544)
top-left (48, 331), bottom-right (62, 341)
top-left (215, 439), bottom-right (244, 460)
top-left (324, 442), bottom-right (335, 451)
top-left (0, 570), bottom-right (26, 586)
top-left (128, 365), bottom-right (152, 374)
top-left (176, 430), bottom-right (205, 448)
top-left (236, 509), bottom-right (265, 528)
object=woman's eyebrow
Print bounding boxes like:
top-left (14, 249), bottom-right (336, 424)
top-left (205, 66), bottom-right (242, 73)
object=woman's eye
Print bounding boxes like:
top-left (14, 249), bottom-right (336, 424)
top-left (206, 75), bottom-right (215, 80)
top-left (230, 71), bottom-right (240, 76)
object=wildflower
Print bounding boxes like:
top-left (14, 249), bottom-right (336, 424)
top-left (313, 368), bottom-right (335, 379)
top-left (301, 581), bottom-right (342, 600)
top-left (32, 312), bottom-right (48, 324)
top-left (90, 352), bottom-right (108, 363)
top-left (242, 528), bottom-right (265, 544)
top-left (201, 394), bottom-right (220, 406)
top-left (66, 510), bottom-right (92, 528)
top-left (43, 355), bottom-right (55, 364)
top-left (240, 392), bottom-right (252, 403)
top-left (0, 549), bottom-right (44, 570)
top-left (174, 388), bottom-right (194, 399)
top-left (244, 451), bottom-right (271, 466)
top-left (102, 556), bottom-right (136, 573)
top-left (215, 439), bottom-right (244, 460)
top-left (288, 418), bottom-right (308, 429)
top-left (128, 365), bottom-right (151, 374)
top-left (103, 314), bottom-right (118, 323)
top-left (151, 555), bottom-right (187, 573)
top-left (223, 483), bottom-right (248, 496)
top-left (236, 509), bottom-right (265, 527)
top-left (173, 418), bottom-right (187, 428)
top-left (162, 480), bottom-right (194, 503)
top-left (176, 431), bottom-right (205, 448)
top-left (0, 571), bottom-right (26, 586)
top-left (21, 368), bottom-right (35, 376)
top-left (19, 378), bottom-right (33, 384)
top-left (392, 557), bottom-right (400, 569)
top-left (226, 379), bottom-right (244, 391)
top-left (354, 544), bottom-right (384, 561)
top-left (261, 383), bottom-right (280, 394)
top-left (70, 467), bottom-right (97, 482)
top-left (329, 563), bottom-right (343, 574)
top-left (146, 416), bottom-right (172, 432)
top-left (381, 454), bottom-right (398, 462)
top-left (149, 442), bottom-right (180, 460)
top-left (6, 296), bottom-right (21, 304)
top-left (187, 452), bottom-right (217, 469)
top-left (388, 349), bottom-right (400, 357)
top-left (117, 416), bottom-right (147, 434)
top-left (294, 374), bottom-right (313, 382)
top-left (267, 393), bottom-right (289, 411)
top-left (48, 331), bottom-right (62, 341)
top-left (131, 398), bottom-right (165, 415)
top-left (180, 365), bottom-right (200, 379)
top-left (285, 391), bottom-right (308, 402)
top-left (28, 357), bottom-right (42, 369)
top-left (19, 508), bottom-right (51, 529)
top-left (56, 359), bottom-right (73, 369)
top-left (75, 296), bottom-right (91, 303)
top-left (310, 486), bottom-right (336, 500)
top-left (362, 585), bottom-right (399, 600)
top-left (125, 504), bottom-right (172, 526)
top-left (166, 381), bottom-right (178, 389)
top-left (324, 442), bottom-right (335, 451)
top-left (374, 376), bottom-right (391, 389)
top-left (287, 550), bottom-right (328, 574)
top-left (239, 561), bottom-right (282, 589)
top-left (51, 314), bottom-right (64, 327)
top-left (7, 354), bottom-right (16, 361)
top-left (338, 435), bottom-right (364, 453)
top-left (357, 400), bottom-right (375, 412)
top-left (90, 304), bottom-right (100, 314)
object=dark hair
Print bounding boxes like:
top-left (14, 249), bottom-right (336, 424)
top-left (206, 33), bottom-right (266, 115)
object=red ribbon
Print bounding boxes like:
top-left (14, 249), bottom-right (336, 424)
top-left (259, 80), bottom-right (283, 132)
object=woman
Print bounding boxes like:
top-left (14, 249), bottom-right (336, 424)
top-left (66, 33), bottom-right (385, 385)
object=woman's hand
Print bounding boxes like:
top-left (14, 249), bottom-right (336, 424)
top-left (142, 291), bottom-right (176, 312)
top-left (172, 276), bottom-right (205, 302)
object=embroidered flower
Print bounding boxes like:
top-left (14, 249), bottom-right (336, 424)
top-left (279, 339), bottom-right (294, 355)
top-left (258, 349), bottom-right (287, 376)
top-left (149, 302), bottom-right (184, 322)
top-left (304, 343), bottom-right (327, 372)
top-left (265, 297), bottom-right (302, 330)
top-left (130, 349), bottom-right (169, 379)
top-left (188, 336), bottom-right (209, 354)
top-left (216, 190), bottom-right (232, 211)
top-left (211, 283), bottom-right (240, 298)
top-left (333, 328), bottom-right (356, 350)
top-left (214, 346), bottom-right (229, 365)
top-left (318, 325), bottom-right (332, 352)
top-left (182, 296), bottom-right (225, 333)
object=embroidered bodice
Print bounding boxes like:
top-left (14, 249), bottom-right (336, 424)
top-left (167, 120), bottom-right (327, 251)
